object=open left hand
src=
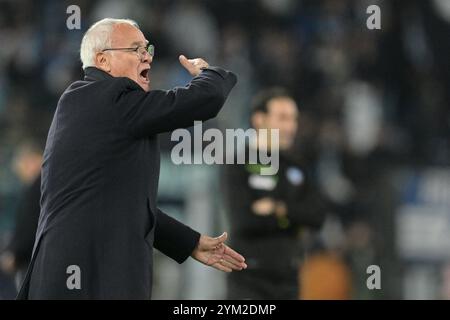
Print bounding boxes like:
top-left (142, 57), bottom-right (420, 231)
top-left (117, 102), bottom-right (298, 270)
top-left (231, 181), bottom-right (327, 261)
top-left (191, 232), bottom-right (247, 272)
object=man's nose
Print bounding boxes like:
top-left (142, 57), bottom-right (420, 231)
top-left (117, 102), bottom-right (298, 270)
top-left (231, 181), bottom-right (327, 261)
top-left (141, 51), bottom-right (152, 63)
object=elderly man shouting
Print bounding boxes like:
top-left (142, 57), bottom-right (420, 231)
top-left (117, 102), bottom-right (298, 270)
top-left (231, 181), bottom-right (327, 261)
top-left (17, 18), bottom-right (245, 299)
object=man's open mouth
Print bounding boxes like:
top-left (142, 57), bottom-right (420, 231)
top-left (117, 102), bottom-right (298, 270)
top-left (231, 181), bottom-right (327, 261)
top-left (139, 68), bottom-right (150, 83)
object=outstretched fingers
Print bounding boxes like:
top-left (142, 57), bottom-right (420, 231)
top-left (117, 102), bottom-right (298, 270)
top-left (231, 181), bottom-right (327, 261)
top-left (212, 262), bottom-right (233, 273)
top-left (224, 257), bottom-right (247, 270)
top-left (221, 256), bottom-right (245, 271)
top-left (223, 245), bottom-right (246, 264)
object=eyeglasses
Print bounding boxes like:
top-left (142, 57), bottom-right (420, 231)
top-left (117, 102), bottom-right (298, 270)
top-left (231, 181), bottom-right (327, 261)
top-left (102, 44), bottom-right (155, 59)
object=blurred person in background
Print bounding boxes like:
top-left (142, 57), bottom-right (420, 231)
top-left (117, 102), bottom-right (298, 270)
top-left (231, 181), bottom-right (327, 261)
top-left (16, 18), bottom-right (246, 300)
top-left (224, 88), bottom-right (327, 299)
top-left (0, 140), bottom-right (42, 292)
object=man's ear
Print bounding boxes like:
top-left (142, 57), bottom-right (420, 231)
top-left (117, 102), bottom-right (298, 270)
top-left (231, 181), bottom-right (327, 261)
top-left (94, 52), bottom-right (111, 72)
top-left (251, 111), bottom-right (266, 129)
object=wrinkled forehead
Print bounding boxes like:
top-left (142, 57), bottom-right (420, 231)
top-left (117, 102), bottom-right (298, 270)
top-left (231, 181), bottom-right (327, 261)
top-left (110, 23), bottom-right (148, 47)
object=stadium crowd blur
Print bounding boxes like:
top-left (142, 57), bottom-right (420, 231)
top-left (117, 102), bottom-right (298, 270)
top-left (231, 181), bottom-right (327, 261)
top-left (0, 0), bottom-right (449, 299)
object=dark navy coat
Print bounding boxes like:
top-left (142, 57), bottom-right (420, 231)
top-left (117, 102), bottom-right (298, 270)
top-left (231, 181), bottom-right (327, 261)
top-left (17, 66), bottom-right (237, 299)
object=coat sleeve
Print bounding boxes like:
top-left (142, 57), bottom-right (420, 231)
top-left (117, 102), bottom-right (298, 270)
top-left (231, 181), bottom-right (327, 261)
top-left (114, 67), bottom-right (237, 138)
top-left (153, 208), bottom-right (201, 264)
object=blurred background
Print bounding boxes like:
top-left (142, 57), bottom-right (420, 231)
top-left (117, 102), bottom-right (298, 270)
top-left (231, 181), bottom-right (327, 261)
top-left (0, 0), bottom-right (449, 299)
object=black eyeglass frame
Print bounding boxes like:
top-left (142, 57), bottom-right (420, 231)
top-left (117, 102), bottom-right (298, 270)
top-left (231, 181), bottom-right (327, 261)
top-left (102, 44), bottom-right (155, 57)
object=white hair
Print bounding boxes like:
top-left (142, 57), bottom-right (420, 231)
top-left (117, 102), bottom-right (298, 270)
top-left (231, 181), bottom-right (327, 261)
top-left (80, 18), bottom-right (139, 70)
